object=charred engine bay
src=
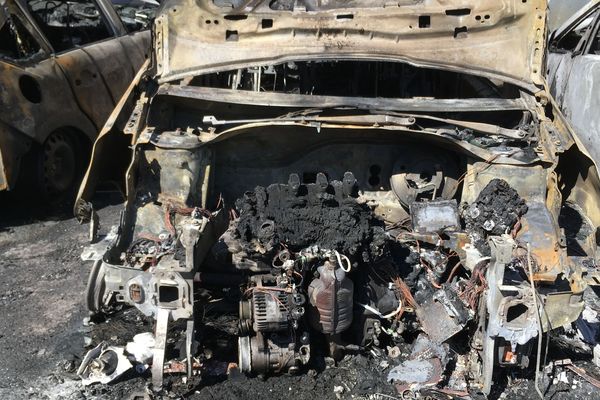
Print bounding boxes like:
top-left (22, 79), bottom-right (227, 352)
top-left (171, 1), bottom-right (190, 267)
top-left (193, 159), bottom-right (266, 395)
top-left (231, 175), bottom-right (387, 265)
top-left (3, 194), bottom-right (600, 400)
top-left (73, 59), bottom-right (600, 399)
top-left (81, 165), bottom-right (594, 398)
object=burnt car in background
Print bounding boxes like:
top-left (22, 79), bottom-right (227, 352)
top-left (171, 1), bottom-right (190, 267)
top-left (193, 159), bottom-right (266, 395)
top-left (548, 0), bottom-right (600, 167)
top-left (0, 0), bottom-right (156, 198)
top-left (75, 0), bottom-right (600, 396)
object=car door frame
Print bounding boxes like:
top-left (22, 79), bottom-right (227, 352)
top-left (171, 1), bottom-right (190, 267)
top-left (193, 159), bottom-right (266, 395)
top-left (548, 4), bottom-right (600, 165)
top-left (548, 4), bottom-right (600, 103)
top-left (582, 9), bottom-right (600, 55)
top-left (550, 1), bottom-right (600, 50)
top-left (548, 5), bottom-right (600, 108)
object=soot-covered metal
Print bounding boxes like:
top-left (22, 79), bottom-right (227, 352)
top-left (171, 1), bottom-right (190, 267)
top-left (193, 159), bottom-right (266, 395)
top-left (226, 172), bottom-right (388, 268)
top-left (73, 0), bottom-right (600, 397)
top-left (462, 179), bottom-right (529, 255)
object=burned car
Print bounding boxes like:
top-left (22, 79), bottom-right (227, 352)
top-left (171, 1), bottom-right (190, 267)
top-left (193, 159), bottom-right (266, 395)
top-left (548, 0), bottom-right (600, 167)
top-left (75, 0), bottom-right (600, 396)
top-left (0, 0), bottom-right (155, 198)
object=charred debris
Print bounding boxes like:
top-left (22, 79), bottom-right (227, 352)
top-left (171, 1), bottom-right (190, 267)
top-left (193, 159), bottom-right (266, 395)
top-left (80, 163), bottom-right (598, 397)
top-left (76, 54), bottom-right (599, 397)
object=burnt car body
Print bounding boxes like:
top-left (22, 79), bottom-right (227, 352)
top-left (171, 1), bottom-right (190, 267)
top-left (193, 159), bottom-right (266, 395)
top-left (548, 0), bottom-right (600, 167)
top-left (75, 0), bottom-right (600, 395)
top-left (0, 0), bottom-right (153, 197)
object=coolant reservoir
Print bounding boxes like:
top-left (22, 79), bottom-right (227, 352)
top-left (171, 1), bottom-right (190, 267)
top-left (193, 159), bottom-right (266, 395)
top-left (308, 261), bottom-right (354, 334)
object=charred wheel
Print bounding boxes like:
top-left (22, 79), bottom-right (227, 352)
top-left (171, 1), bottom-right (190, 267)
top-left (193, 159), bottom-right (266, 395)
top-left (38, 130), bottom-right (86, 200)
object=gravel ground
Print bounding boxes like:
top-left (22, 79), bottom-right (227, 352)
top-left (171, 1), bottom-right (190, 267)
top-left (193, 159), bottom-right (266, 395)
top-left (0, 192), bottom-right (122, 399)
top-left (3, 192), bottom-right (600, 399)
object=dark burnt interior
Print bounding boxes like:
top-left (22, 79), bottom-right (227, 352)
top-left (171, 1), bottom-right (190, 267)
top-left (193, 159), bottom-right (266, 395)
top-left (0, 11), bottom-right (42, 60)
top-left (26, 0), bottom-right (113, 52)
top-left (188, 60), bottom-right (521, 100)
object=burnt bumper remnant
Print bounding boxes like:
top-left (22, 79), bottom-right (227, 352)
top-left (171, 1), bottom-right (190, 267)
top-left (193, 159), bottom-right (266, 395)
top-left (74, 0), bottom-right (600, 397)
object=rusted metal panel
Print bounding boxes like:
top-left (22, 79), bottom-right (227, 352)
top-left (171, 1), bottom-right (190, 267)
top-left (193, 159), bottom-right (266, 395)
top-left (79, 41), bottom-right (136, 105)
top-left (160, 85), bottom-right (531, 112)
top-left (548, 2), bottom-right (600, 194)
top-left (54, 48), bottom-right (119, 131)
top-left (547, 52), bottom-right (576, 106)
top-left (75, 59), bottom-right (150, 219)
top-left (155, 0), bottom-right (546, 90)
top-left (119, 31), bottom-right (151, 70)
top-left (0, 58), bottom-right (97, 142)
top-left (0, 122), bottom-right (32, 190)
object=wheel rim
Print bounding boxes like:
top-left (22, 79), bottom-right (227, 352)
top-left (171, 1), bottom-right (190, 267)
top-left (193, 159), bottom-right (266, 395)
top-left (42, 132), bottom-right (76, 195)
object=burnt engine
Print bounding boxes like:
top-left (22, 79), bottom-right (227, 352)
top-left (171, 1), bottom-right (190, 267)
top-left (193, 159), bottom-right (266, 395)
top-left (214, 172), bottom-right (402, 374)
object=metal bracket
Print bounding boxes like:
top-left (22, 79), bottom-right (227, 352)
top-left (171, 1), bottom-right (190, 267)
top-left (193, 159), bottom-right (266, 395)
top-left (186, 319), bottom-right (194, 380)
top-left (482, 235), bottom-right (516, 394)
top-left (152, 307), bottom-right (170, 389)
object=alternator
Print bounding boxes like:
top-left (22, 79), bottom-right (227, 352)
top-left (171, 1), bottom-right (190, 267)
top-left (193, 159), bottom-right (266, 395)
top-left (238, 275), bottom-right (310, 374)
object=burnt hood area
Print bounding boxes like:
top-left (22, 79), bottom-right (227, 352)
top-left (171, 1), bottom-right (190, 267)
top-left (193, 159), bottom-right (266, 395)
top-left (154, 0), bottom-right (547, 90)
top-left (214, 0), bottom-right (423, 11)
top-left (186, 59), bottom-right (521, 100)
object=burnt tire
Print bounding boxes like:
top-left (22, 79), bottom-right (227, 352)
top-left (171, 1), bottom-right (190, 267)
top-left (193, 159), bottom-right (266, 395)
top-left (86, 259), bottom-right (106, 314)
top-left (35, 130), bottom-right (89, 203)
